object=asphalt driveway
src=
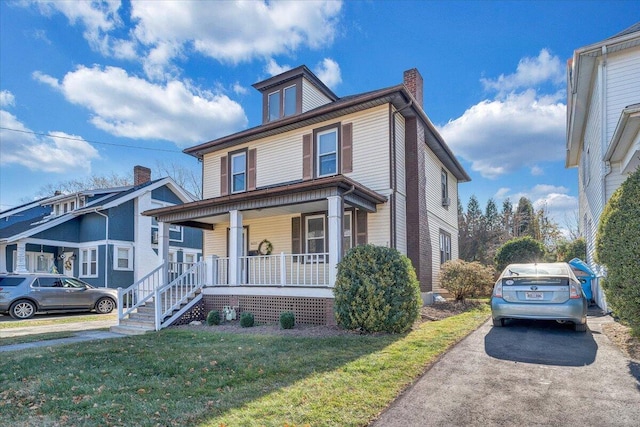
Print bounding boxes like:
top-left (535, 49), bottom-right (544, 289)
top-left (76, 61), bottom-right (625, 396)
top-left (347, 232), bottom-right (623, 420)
top-left (373, 312), bottom-right (640, 427)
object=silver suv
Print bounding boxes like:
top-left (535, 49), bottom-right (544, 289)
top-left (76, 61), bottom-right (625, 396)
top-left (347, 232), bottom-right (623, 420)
top-left (0, 274), bottom-right (117, 319)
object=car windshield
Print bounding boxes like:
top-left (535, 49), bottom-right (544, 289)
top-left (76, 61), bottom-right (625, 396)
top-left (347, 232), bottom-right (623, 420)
top-left (504, 264), bottom-right (568, 277)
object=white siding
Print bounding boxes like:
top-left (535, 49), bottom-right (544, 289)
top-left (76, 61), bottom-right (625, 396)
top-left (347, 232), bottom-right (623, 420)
top-left (429, 214), bottom-right (457, 293)
top-left (395, 193), bottom-right (407, 255)
top-left (255, 133), bottom-right (303, 188)
top-left (394, 112), bottom-right (406, 195)
top-left (202, 153), bottom-right (221, 199)
top-left (606, 47), bottom-right (640, 143)
top-left (347, 105), bottom-right (390, 192)
top-left (424, 149), bottom-right (458, 227)
top-left (302, 78), bottom-right (332, 112)
top-left (367, 202), bottom-right (391, 247)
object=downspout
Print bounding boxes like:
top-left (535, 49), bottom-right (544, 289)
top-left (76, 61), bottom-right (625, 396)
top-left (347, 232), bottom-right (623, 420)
top-left (94, 210), bottom-right (109, 288)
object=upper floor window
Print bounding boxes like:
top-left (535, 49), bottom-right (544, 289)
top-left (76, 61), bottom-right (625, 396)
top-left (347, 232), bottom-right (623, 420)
top-left (317, 128), bottom-right (338, 177)
top-left (441, 169), bottom-right (449, 206)
top-left (283, 85), bottom-right (297, 117)
top-left (231, 151), bottom-right (247, 193)
top-left (268, 91), bottom-right (280, 122)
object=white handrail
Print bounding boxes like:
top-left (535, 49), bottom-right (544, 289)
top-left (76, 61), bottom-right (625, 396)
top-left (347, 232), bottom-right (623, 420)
top-left (155, 260), bottom-right (207, 330)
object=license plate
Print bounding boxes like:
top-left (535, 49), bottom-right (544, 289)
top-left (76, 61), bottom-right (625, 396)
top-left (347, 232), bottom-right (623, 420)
top-left (525, 292), bottom-right (544, 300)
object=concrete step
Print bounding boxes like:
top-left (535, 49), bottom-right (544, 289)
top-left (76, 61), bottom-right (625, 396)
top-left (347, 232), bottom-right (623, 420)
top-left (128, 312), bottom-right (155, 321)
top-left (110, 324), bottom-right (153, 336)
top-left (119, 318), bottom-right (155, 329)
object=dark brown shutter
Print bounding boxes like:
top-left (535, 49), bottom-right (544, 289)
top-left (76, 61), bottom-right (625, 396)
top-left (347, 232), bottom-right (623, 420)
top-left (341, 122), bottom-right (353, 173)
top-left (220, 155), bottom-right (228, 196)
top-left (291, 216), bottom-right (301, 262)
top-left (302, 134), bottom-right (312, 180)
top-left (356, 210), bottom-right (368, 246)
top-left (247, 148), bottom-right (256, 191)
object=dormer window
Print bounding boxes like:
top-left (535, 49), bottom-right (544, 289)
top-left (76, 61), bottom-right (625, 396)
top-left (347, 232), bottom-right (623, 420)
top-left (268, 91), bottom-right (280, 121)
top-left (266, 83), bottom-right (299, 122)
top-left (283, 85), bottom-right (296, 116)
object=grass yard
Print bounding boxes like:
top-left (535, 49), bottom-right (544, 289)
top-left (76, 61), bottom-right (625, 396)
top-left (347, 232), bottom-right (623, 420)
top-left (0, 313), bottom-right (116, 330)
top-left (1, 331), bottom-right (77, 346)
top-left (0, 304), bottom-right (490, 426)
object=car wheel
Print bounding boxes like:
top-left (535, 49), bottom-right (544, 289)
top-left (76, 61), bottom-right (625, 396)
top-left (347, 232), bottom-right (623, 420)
top-left (574, 322), bottom-right (588, 332)
top-left (9, 300), bottom-right (36, 319)
top-left (492, 318), bottom-right (504, 327)
top-left (95, 297), bottom-right (115, 314)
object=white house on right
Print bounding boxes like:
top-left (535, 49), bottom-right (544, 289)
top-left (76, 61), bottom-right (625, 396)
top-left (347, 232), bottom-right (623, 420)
top-left (566, 22), bottom-right (640, 310)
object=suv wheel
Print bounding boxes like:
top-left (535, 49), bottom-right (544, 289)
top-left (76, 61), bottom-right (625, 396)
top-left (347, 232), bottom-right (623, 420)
top-left (95, 297), bottom-right (115, 314)
top-left (10, 300), bottom-right (36, 319)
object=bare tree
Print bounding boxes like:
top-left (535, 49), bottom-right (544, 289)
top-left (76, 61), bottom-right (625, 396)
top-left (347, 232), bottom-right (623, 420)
top-left (154, 160), bottom-right (202, 200)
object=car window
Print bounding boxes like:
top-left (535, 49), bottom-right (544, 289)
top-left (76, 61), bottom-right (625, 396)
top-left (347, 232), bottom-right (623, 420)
top-left (36, 277), bottom-right (64, 288)
top-left (63, 278), bottom-right (89, 288)
top-left (0, 277), bottom-right (25, 286)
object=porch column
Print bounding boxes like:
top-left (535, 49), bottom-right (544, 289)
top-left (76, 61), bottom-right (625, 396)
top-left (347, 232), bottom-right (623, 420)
top-left (327, 195), bottom-right (343, 287)
top-left (0, 244), bottom-right (7, 273)
top-left (15, 240), bottom-right (28, 273)
top-left (229, 210), bottom-right (243, 285)
top-left (158, 221), bottom-right (170, 278)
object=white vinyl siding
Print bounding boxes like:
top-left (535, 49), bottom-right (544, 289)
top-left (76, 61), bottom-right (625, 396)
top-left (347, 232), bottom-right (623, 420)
top-left (395, 193), bottom-right (407, 254)
top-left (424, 149), bottom-right (458, 226)
top-left (367, 203), bottom-right (391, 247)
top-left (202, 153), bottom-right (221, 199)
top-left (302, 78), bottom-right (332, 112)
top-left (348, 105), bottom-right (390, 191)
top-left (429, 214), bottom-right (458, 292)
top-left (606, 48), bottom-right (640, 143)
top-left (394, 112), bottom-right (406, 195)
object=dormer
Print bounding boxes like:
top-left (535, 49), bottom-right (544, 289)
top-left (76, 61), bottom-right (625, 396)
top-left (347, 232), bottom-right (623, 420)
top-left (43, 192), bottom-right (86, 217)
top-left (252, 65), bottom-right (339, 124)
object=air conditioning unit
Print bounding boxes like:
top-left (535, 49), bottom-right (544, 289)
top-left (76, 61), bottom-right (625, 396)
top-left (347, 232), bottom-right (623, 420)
top-left (442, 197), bottom-right (450, 207)
top-left (151, 230), bottom-right (158, 244)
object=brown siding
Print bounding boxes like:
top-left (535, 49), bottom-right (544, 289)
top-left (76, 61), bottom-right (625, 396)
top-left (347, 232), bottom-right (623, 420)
top-left (220, 155), bottom-right (228, 196)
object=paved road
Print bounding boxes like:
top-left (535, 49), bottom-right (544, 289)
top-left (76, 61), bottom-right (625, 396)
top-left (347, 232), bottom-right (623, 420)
top-left (373, 312), bottom-right (640, 427)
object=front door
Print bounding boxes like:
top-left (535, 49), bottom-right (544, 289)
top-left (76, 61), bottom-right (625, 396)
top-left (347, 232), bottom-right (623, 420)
top-left (63, 252), bottom-right (75, 276)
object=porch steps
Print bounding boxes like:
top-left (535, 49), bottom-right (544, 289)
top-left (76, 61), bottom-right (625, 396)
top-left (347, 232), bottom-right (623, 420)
top-left (111, 290), bottom-right (203, 335)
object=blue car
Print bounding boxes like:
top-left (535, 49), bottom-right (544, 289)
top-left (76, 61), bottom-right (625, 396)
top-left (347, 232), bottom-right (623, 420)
top-left (491, 262), bottom-right (588, 332)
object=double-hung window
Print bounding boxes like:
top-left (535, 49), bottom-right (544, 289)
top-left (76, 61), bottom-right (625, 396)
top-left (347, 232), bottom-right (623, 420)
top-left (283, 85), bottom-right (296, 117)
top-left (266, 84), bottom-right (298, 122)
top-left (115, 247), bottom-right (132, 270)
top-left (305, 215), bottom-right (326, 255)
top-left (268, 91), bottom-right (280, 122)
top-left (231, 151), bottom-right (247, 193)
top-left (81, 248), bottom-right (98, 277)
top-left (439, 231), bottom-right (451, 264)
top-left (317, 128), bottom-right (338, 177)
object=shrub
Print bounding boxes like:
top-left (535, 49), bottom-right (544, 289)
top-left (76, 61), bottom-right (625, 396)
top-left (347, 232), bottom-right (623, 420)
top-left (595, 168), bottom-right (640, 335)
top-left (206, 310), bottom-right (221, 326)
top-left (495, 236), bottom-right (545, 273)
top-left (240, 312), bottom-right (255, 328)
top-left (334, 244), bottom-right (421, 333)
top-left (439, 260), bottom-right (495, 301)
top-left (556, 238), bottom-right (587, 262)
top-left (280, 312), bottom-right (295, 329)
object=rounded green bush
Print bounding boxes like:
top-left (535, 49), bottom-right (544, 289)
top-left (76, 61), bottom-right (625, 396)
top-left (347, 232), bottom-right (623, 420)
top-left (595, 168), bottom-right (640, 334)
top-left (334, 244), bottom-right (421, 333)
top-left (280, 311), bottom-right (295, 329)
top-left (494, 236), bottom-right (545, 273)
top-left (206, 310), bottom-right (221, 326)
top-left (240, 312), bottom-right (255, 328)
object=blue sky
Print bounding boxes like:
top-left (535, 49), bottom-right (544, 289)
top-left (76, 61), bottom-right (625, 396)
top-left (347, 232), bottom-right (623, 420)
top-left (0, 0), bottom-right (637, 230)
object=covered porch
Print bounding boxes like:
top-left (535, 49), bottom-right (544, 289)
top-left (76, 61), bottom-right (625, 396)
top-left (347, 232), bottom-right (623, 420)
top-left (142, 175), bottom-right (387, 326)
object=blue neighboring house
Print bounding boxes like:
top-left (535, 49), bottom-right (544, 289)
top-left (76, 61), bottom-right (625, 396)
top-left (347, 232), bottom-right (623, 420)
top-left (0, 166), bottom-right (202, 289)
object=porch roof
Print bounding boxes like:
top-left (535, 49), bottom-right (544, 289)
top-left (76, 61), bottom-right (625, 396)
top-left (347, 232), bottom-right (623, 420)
top-left (143, 175), bottom-right (387, 230)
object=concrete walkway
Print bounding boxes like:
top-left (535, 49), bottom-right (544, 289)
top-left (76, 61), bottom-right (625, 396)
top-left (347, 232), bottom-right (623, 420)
top-left (0, 317), bottom-right (125, 353)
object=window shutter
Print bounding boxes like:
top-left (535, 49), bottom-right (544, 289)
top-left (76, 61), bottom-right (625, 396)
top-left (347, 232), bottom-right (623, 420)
top-left (356, 210), bottom-right (368, 246)
top-left (341, 123), bottom-right (353, 173)
top-left (291, 216), bottom-right (301, 262)
top-left (247, 148), bottom-right (256, 191)
top-left (302, 134), bottom-right (312, 180)
top-left (220, 155), bottom-right (228, 196)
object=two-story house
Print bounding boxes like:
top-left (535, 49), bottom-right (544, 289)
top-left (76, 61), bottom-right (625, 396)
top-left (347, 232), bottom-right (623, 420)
top-left (566, 22), bottom-right (640, 310)
top-left (140, 66), bottom-right (470, 327)
top-left (0, 166), bottom-right (202, 289)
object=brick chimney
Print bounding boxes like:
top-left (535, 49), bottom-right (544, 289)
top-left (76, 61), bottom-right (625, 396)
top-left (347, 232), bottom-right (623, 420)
top-left (403, 68), bottom-right (423, 108)
top-left (134, 165), bottom-right (151, 185)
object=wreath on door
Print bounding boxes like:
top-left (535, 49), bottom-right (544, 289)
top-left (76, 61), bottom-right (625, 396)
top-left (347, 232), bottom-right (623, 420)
top-left (257, 239), bottom-right (273, 255)
top-left (64, 259), bottom-right (73, 271)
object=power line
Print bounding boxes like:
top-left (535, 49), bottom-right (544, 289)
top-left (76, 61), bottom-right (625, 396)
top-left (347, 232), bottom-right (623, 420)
top-left (0, 126), bottom-right (183, 153)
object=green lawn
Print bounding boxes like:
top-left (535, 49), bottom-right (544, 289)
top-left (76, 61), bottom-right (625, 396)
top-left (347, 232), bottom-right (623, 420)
top-left (0, 304), bottom-right (490, 426)
top-left (0, 313), bottom-right (116, 329)
top-left (0, 331), bottom-right (77, 346)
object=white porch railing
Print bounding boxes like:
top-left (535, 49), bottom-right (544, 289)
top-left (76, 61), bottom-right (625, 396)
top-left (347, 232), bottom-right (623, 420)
top-left (212, 252), bottom-right (330, 286)
top-left (117, 264), bottom-right (165, 321)
top-left (156, 260), bottom-right (207, 330)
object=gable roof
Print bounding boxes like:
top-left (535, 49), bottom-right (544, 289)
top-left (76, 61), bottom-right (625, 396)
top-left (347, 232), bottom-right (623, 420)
top-left (184, 82), bottom-right (470, 182)
top-left (0, 177), bottom-right (196, 244)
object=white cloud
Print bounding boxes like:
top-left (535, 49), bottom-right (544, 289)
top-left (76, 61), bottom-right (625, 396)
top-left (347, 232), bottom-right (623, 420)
top-left (34, 65), bottom-right (248, 146)
top-left (0, 110), bottom-right (99, 173)
top-left (531, 165), bottom-right (544, 176)
top-left (481, 49), bottom-right (564, 96)
top-left (232, 82), bottom-right (249, 95)
top-left (314, 58), bottom-right (342, 89)
top-left (131, 1), bottom-right (342, 78)
top-left (266, 58), bottom-right (292, 76)
top-left (0, 90), bottom-right (15, 108)
top-left (495, 184), bottom-right (578, 229)
top-left (439, 89), bottom-right (566, 179)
